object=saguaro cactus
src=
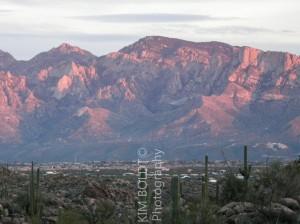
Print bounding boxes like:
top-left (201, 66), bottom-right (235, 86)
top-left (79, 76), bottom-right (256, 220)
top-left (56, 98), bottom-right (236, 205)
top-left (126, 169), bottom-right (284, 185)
top-left (201, 155), bottom-right (210, 222)
top-left (1, 164), bottom-right (9, 199)
top-left (201, 176), bottom-right (206, 203)
top-left (146, 184), bottom-right (153, 211)
top-left (28, 162), bottom-right (41, 223)
top-left (171, 175), bottom-right (181, 224)
top-left (239, 145), bottom-right (251, 187)
top-left (202, 155), bottom-right (209, 203)
top-left (215, 180), bottom-right (219, 203)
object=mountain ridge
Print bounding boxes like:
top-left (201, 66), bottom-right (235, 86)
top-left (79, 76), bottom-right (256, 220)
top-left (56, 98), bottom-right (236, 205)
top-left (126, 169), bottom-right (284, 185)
top-left (0, 36), bottom-right (299, 161)
top-left (3, 36), bottom-right (299, 62)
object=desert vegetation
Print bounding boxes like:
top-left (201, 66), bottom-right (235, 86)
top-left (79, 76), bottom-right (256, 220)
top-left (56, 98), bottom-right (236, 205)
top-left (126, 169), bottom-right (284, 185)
top-left (0, 146), bottom-right (300, 224)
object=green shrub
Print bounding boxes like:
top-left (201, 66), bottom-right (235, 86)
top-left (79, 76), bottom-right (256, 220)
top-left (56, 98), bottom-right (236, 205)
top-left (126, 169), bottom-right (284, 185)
top-left (58, 209), bottom-right (88, 224)
top-left (221, 173), bottom-right (246, 203)
top-left (249, 160), bottom-right (300, 207)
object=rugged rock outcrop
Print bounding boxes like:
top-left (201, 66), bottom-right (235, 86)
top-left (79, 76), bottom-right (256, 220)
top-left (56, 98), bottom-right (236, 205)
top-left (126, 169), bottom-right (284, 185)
top-left (218, 200), bottom-right (300, 223)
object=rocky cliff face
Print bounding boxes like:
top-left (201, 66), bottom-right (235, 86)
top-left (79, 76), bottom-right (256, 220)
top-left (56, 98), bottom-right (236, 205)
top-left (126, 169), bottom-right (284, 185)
top-left (0, 36), bottom-right (299, 161)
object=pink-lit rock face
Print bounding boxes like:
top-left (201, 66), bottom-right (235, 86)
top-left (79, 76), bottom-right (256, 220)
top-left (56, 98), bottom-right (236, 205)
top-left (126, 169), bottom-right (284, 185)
top-left (0, 71), bottom-right (28, 109)
top-left (0, 71), bottom-right (36, 143)
top-left (54, 43), bottom-right (90, 55)
top-left (37, 68), bottom-right (51, 81)
top-left (0, 36), bottom-right (300, 159)
top-left (54, 75), bottom-right (73, 99)
top-left (239, 47), bottom-right (261, 68)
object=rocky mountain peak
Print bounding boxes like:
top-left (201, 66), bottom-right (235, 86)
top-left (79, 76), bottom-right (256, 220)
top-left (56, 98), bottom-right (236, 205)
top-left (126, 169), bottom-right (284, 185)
top-left (0, 50), bottom-right (16, 69)
top-left (118, 36), bottom-right (237, 64)
top-left (52, 43), bottom-right (93, 56)
top-left (7, 43), bottom-right (97, 76)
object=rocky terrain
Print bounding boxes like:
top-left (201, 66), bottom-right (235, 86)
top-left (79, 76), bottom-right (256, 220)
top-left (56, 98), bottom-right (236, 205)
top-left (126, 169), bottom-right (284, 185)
top-left (0, 36), bottom-right (300, 161)
top-left (1, 154), bottom-right (300, 224)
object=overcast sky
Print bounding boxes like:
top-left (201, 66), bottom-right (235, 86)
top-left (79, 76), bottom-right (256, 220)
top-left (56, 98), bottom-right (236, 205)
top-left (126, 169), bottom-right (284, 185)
top-left (0, 0), bottom-right (299, 59)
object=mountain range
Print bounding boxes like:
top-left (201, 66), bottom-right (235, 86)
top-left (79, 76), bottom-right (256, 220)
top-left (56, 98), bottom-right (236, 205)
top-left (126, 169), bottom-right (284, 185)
top-left (0, 36), bottom-right (299, 161)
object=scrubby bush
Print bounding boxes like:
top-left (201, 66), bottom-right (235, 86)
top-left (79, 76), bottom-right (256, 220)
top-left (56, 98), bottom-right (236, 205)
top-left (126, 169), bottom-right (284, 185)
top-left (248, 160), bottom-right (300, 208)
top-left (58, 209), bottom-right (88, 224)
top-left (82, 198), bottom-right (115, 224)
top-left (221, 172), bottom-right (246, 203)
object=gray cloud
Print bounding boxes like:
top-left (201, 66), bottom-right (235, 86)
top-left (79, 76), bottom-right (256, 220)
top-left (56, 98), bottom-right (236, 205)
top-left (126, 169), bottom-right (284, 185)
top-left (194, 26), bottom-right (274, 34)
top-left (0, 32), bottom-right (139, 42)
top-left (246, 42), bottom-right (300, 55)
top-left (281, 29), bottom-right (296, 33)
top-left (0, 32), bottom-right (141, 59)
top-left (0, 9), bottom-right (13, 13)
top-left (72, 13), bottom-right (235, 23)
top-left (69, 33), bottom-right (139, 42)
top-left (0, 0), bottom-right (232, 5)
